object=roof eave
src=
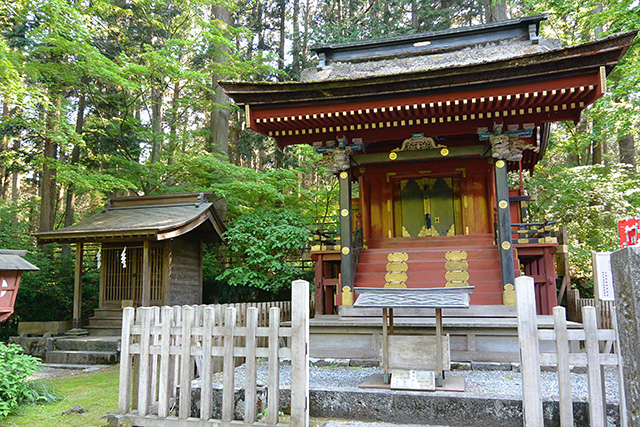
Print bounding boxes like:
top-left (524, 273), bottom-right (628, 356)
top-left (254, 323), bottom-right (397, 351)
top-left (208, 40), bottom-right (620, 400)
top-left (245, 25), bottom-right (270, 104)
top-left (220, 31), bottom-right (636, 107)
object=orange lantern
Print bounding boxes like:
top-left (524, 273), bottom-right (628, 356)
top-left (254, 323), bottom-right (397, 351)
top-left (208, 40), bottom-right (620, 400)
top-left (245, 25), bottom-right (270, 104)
top-left (0, 250), bottom-right (38, 323)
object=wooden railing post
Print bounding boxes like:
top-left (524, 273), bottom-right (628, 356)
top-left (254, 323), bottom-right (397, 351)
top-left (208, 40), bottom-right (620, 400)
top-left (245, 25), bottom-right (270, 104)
top-left (118, 307), bottom-right (135, 414)
top-left (515, 275), bottom-right (543, 426)
top-left (222, 307), bottom-right (236, 423)
top-left (291, 279), bottom-right (310, 427)
top-left (583, 306), bottom-right (605, 427)
top-left (553, 306), bottom-right (573, 427)
top-left (268, 307), bottom-right (281, 426)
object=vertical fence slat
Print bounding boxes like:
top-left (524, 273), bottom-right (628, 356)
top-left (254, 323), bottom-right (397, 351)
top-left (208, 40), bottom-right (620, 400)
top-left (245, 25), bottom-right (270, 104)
top-left (194, 305), bottom-right (204, 378)
top-left (222, 307), bottom-right (237, 422)
top-left (553, 306), bottom-right (573, 427)
top-left (215, 304), bottom-right (224, 374)
top-left (137, 308), bottom-right (153, 416)
top-left (515, 276), bottom-right (543, 427)
top-left (118, 307), bottom-right (135, 414)
top-left (178, 306), bottom-right (194, 418)
top-left (150, 306), bottom-right (160, 407)
top-left (291, 280), bottom-right (310, 427)
top-left (201, 306), bottom-right (215, 421)
top-left (268, 307), bottom-right (281, 426)
top-left (245, 307), bottom-right (259, 423)
top-left (611, 306), bottom-right (628, 427)
top-left (158, 306), bottom-right (172, 418)
top-left (583, 306), bottom-right (605, 427)
top-left (171, 306), bottom-right (181, 399)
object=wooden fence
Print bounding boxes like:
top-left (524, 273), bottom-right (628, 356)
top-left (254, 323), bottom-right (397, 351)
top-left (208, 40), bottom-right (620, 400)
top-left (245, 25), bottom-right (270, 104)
top-left (111, 281), bottom-right (309, 427)
top-left (516, 276), bottom-right (626, 427)
top-left (567, 288), bottom-right (615, 329)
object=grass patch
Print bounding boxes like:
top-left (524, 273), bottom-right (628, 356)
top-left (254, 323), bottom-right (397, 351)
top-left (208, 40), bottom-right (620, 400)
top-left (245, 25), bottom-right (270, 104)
top-left (2, 366), bottom-right (120, 427)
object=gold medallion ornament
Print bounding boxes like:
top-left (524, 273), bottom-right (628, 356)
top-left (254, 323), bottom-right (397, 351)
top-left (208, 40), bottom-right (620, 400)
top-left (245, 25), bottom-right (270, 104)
top-left (496, 160), bottom-right (506, 168)
top-left (342, 286), bottom-right (353, 306)
top-left (386, 262), bottom-right (409, 272)
top-left (389, 152), bottom-right (398, 160)
top-left (341, 209), bottom-right (349, 217)
top-left (342, 247), bottom-right (350, 255)
top-left (444, 251), bottom-right (468, 261)
top-left (359, 167), bottom-right (366, 174)
top-left (340, 171), bottom-right (348, 179)
top-left (440, 148), bottom-right (449, 156)
top-left (444, 251), bottom-right (469, 287)
top-left (501, 241), bottom-right (511, 250)
top-left (385, 272), bottom-right (408, 283)
top-left (385, 252), bottom-right (409, 288)
top-left (498, 200), bottom-right (509, 209)
top-left (503, 283), bottom-right (516, 305)
top-left (387, 252), bottom-right (409, 262)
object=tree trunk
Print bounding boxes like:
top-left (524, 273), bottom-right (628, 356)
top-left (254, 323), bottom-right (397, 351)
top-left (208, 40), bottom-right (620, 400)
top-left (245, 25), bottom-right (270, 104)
top-left (0, 102), bottom-right (8, 200)
top-left (150, 86), bottom-right (164, 163)
top-left (592, 139), bottom-right (603, 164)
top-left (168, 81), bottom-right (181, 168)
top-left (39, 96), bottom-right (61, 233)
top-left (291, 0), bottom-right (301, 79)
top-left (278, 0), bottom-right (286, 76)
top-left (486, 0), bottom-right (507, 23)
top-left (619, 133), bottom-right (636, 167)
top-left (63, 94), bottom-right (86, 229)
top-left (207, 5), bottom-right (231, 156)
top-left (302, 0), bottom-right (311, 62)
top-left (411, 0), bottom-right (419, 30)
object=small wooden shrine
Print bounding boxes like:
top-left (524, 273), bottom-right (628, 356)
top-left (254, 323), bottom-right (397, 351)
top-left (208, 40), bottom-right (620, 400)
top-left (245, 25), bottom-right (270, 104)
top-left (222, 15), bottom-right (635, 316)
top-left (34, 193), bottom-right (225, 334)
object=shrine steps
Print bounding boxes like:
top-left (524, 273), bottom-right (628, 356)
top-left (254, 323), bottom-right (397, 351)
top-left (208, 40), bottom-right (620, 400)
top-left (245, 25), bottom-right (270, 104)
top-left (44, 336), bottom-right (120, 365)
top-left (85, 307), bottom-right (124, 336)
top-left (354, 238), bottom-right (504, 305)
top-left (365, 234), bottom-right (496, 249)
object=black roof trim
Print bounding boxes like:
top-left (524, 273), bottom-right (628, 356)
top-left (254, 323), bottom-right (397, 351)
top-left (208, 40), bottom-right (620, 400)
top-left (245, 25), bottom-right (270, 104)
top-left (311, 14), bottom-right (548, 65)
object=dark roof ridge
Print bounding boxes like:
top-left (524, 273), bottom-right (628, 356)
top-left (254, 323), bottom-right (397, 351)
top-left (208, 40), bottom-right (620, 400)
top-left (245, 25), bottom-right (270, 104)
top-left (311, 14), bottom-right (549, 65)
top-left (312, 13), bottom-right (549, 52)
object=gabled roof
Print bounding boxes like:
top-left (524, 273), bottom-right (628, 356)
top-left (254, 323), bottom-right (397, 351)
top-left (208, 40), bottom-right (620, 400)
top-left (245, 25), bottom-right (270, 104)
top-left (33, 193), bottom-right (226, 244)
top-left (0, 250), bottom-right (39, 271)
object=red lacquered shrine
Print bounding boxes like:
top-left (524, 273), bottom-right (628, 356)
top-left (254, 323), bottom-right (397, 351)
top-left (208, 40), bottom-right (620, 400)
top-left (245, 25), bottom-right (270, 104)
top-left (222, 15), bottom-right (635, 315)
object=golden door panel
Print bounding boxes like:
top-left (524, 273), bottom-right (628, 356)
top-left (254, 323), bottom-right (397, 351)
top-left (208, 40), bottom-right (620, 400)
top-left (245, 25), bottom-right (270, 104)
top-left (394, 177), bottom-right (461, 237)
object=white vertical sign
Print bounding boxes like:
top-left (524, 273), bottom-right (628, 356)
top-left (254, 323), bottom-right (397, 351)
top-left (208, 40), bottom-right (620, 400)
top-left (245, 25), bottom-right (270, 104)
top-left (593, 252), bottom-right (615, 302)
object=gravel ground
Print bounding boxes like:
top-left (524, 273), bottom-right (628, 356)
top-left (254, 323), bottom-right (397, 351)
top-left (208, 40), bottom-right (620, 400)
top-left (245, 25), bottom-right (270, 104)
top-left (316, 422), bottom-right (448, 427)
top-left (29, 364), bottom-right (110, 380)
top-left (207, 360), bottom-right (621, 403)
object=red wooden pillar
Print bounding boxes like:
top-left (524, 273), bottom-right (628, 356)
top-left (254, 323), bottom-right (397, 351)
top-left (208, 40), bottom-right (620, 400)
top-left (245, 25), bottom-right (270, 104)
top-left (543, 248), bottom-right (558, 312)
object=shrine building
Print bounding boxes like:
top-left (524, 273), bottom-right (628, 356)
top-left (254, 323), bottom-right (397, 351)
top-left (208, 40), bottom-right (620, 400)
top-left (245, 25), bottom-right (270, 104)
top-left (221, 15), bottom-right (635, 318)
top-left (33, 193), bottom-right (226, 335)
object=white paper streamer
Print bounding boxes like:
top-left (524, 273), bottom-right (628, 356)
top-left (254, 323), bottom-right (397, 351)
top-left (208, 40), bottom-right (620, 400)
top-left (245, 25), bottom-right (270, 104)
top-left (121, 246), bottom-right (127, 269)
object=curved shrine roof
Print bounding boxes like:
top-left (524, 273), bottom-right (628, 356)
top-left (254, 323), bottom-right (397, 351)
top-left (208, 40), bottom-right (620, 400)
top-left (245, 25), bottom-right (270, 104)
top-left (33, 193), bottom-right (226, 244)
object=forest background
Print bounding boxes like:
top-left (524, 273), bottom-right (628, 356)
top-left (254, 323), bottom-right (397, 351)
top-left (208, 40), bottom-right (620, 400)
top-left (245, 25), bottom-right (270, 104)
top-left (0, 0), bottom-right (639, 337)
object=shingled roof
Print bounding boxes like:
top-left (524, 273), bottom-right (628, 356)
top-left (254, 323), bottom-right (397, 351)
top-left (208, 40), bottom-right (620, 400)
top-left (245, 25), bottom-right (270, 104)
top-left (33, 193), bottom-right (226, 244)
top-left (0, 250), bottom-right (38, 271)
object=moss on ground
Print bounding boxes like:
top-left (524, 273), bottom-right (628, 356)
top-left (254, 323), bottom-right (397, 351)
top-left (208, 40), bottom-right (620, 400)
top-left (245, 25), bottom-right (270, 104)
top-left (2, 365), bottom-right (119, 427)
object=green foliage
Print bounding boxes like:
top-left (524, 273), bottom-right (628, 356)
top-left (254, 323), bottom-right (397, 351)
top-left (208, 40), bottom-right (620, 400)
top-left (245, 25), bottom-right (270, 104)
top-left (526, 163), bottom-right (640, 291)
top-left (216, 208), bottom-right (312, 291)
top-left (0, 342), bottom-right (46, 419)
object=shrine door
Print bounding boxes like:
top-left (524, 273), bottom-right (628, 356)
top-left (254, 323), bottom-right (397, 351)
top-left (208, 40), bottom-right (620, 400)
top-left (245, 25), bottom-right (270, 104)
top-left (395, 177), bottom-right (459, 237)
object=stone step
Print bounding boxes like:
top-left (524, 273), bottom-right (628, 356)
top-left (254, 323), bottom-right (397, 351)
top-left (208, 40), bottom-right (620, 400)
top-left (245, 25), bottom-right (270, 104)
top-left (85, 325), bottom-right (123, 337)
top-left (356, 259), bottom-right (502, 272)
top-left (45, 350), bottom-right (118, 365)
top-left (88, 317), bottom-right (123, 328)
top-left (366, 234), bottom-right (495, 249)
top-left (358, 248), bottom-right (500, 263)
top-left (53, 337), bottom-right (120, 352)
